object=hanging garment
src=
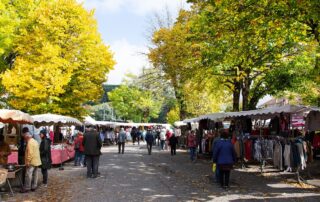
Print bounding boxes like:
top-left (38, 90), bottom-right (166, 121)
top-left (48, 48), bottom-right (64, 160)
top-left (292, 143), bottom-right (300, 168)
top-left (244, 140), bottom-right (252, 161)
top-left (306, 141), bottom-right (314, 164)
top-left (296, 142), bottom-right (307, 170)
top-left (254, 140), bottom-right (262, 161)
top-left (313, 135), bottom-right (320, 149)
top-left (234, 140), bottom-right (241, 158)
top-left (283, 144), bottom-right (293, 167)
top-left (273, 142), bottom-right (283, 170)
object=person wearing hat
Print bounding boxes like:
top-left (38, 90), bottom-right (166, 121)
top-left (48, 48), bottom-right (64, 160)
top-left (39, 129), bottom-right (52, 187)
top-left (145, 127), bottom-right (154, 155)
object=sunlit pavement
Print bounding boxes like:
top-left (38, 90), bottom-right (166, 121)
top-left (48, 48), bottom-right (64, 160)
top-left (3, 143), bottom-right (320, 202)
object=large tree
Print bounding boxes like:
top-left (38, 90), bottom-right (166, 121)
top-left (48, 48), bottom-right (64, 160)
top-left (108, 85), bottom-right (161, 123)
top-left (1, 0), bottom-right (115, 118)
top-left (187, 0), bottom-right (307, 110)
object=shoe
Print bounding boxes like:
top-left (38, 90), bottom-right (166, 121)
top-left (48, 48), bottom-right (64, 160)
top-left (43, 184), bottom-right (48, 188)
top-left (31, 188), bottom-right (36, 192)
top-left (91, 175), bottom-right (98, 179)
top-left (20, 189), bottom-right (29, 193)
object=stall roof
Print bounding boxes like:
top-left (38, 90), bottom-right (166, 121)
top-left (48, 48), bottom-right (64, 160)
top-left (183, 105), bottom-right (320, 123)
top-left (84, 116), bottom-right (97, 126)
top-left (183, 117), bottom-right (201, 123)
top-left (225, 105), bottom-right (311, 119)
top-left (0, 109), bottom-right (33, 124)
top-left (174, 121), bottom-right (187, 127)
top-left (32, 113), bottom-right (82, 127)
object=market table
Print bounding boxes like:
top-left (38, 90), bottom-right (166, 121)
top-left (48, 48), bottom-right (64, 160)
top-left (7, 145), bottom-right (75, 165)
top-left (6, 167), bottom-right (24, 196)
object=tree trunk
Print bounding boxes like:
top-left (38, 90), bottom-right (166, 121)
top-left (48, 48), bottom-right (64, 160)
top-left (242, 71), bottom-right (251, 111)
top-left (232, 80), bottom-right (241, 112)
top-left (174, 88), bottom-right (188, 120)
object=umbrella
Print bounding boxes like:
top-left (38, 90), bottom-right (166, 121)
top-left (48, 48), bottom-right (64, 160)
top-left (0, 109), bottom-right (33, 124)
top-left (32, 113), bottom-right (82, 127)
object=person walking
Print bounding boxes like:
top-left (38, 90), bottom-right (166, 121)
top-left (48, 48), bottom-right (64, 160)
top-left (187, 130), bottom-right (198, 162)
top-left (21, 134), bottom-right (41, 193)
top-left (74, 132), bottom-right (84, 166)
top-left (145, 128), bottom-right (154, 155)
top-left (159, 128), bottom-right (166, 150)
top-left (39, 129), bottom-right (52, 187)
top-left (212, 131), bottom-right (236, 189)
top-left (118, 128), bottom-right (126, 154)
top-left (83, 127), bottom-right (102, 178)
top-left (169, 133), bottom-right (178, 156)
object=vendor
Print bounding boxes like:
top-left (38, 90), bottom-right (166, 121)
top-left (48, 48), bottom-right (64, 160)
top-left (0, 134), bottom-right (11, 165)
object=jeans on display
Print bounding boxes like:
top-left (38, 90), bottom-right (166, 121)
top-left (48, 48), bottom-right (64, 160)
top-left (86, 155), bottom-right (99, 178)
top-left (41, 168), bottom-right (48, 184)
top-left (189, 147), bottom-right (196, 161)
top-left (25, 166), bottom-right (39, 190)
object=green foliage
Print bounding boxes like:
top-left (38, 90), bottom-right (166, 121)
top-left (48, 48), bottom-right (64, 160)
top-left (148, 9), bottom-right (228, 119)
top-left (167, 106), bottom-right (180, 125)
top-left (108, 85), bottom-right (161, 122)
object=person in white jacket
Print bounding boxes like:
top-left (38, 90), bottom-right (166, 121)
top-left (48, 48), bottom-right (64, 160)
top-left (160, 128), bottom-right (166, 150)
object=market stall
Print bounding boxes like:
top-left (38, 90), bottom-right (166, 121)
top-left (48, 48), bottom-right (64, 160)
top-left (32, 113), bottom-right (82, 165)
top-left (0, 109), bottom-right (34, 165)
top-left (185, 105), bottom-right (320, 182)
top-left (0, 109), bottom-right (33, 195)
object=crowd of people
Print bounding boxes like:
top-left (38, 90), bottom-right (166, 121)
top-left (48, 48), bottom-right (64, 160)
top-left (0, 123), bottom-right (236, 194)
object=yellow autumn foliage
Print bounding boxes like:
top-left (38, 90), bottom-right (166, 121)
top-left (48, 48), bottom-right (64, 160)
top-left (1, 0), bottom-right (115, 118)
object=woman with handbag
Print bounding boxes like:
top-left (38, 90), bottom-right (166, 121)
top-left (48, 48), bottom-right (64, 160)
top-left (212, 131), bottom-right (236, 189)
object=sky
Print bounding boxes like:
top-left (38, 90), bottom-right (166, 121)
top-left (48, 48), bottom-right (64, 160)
top-left (81, 0), bottom-right (189, 84)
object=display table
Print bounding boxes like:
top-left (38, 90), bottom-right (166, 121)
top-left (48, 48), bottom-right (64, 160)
top-left (50, 144), bottom-right (75, 165)
top-left (7, 144), bottom-right (75, 165)
top-left (6, 167), bottom-right (23, 196)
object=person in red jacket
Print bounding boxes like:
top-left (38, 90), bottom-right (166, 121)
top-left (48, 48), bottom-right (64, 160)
top-left (187, 130), bottom-right (198, 162)
top-left (74, 132), bottom-right (84, 166)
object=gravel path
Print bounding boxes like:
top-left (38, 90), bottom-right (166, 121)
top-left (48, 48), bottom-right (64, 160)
top-left (2, 143), bottom-right (320, 202)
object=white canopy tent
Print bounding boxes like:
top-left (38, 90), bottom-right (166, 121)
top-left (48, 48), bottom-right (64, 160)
top-left (0, 109), bottom-right (33, 124)
top-left (32, 113), bottom-right (82, 127)
top-left (182, 105), bottom-right (320, 124)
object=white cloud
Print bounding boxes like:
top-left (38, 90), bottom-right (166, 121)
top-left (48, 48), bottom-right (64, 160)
top-left (82, 0), bottom-right (188, 16)
top-left (107, 39), bottom-right (148, 84)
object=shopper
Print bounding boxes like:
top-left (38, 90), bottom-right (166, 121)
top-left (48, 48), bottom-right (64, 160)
top-left (212, 131), bottom-right (236, 189)
top-left (83, 126), bottom-right (102, 178)
top-left (187, 130), bottom-right (197, 162)
top-left (160, 128), bottom-right (166, 150)
top-left (145, 128), bottom-right (154, 155)
top-left (39, 129), bottom-right (52, 187)
top-left (118, 128), bottom-right (126, 154)
top-left (21, 134), bottom-right (41, 193)
top-left (74, 132), bottom-right (84, 166)
top-left (169, 133), bottom-right (178, 156)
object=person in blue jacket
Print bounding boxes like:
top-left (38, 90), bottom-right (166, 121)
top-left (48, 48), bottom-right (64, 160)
top-left (212, 131), bottom-right (236, 189)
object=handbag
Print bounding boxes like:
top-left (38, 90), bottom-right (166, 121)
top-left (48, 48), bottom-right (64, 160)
top-left (212, 163), bottom-right (216, 173)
